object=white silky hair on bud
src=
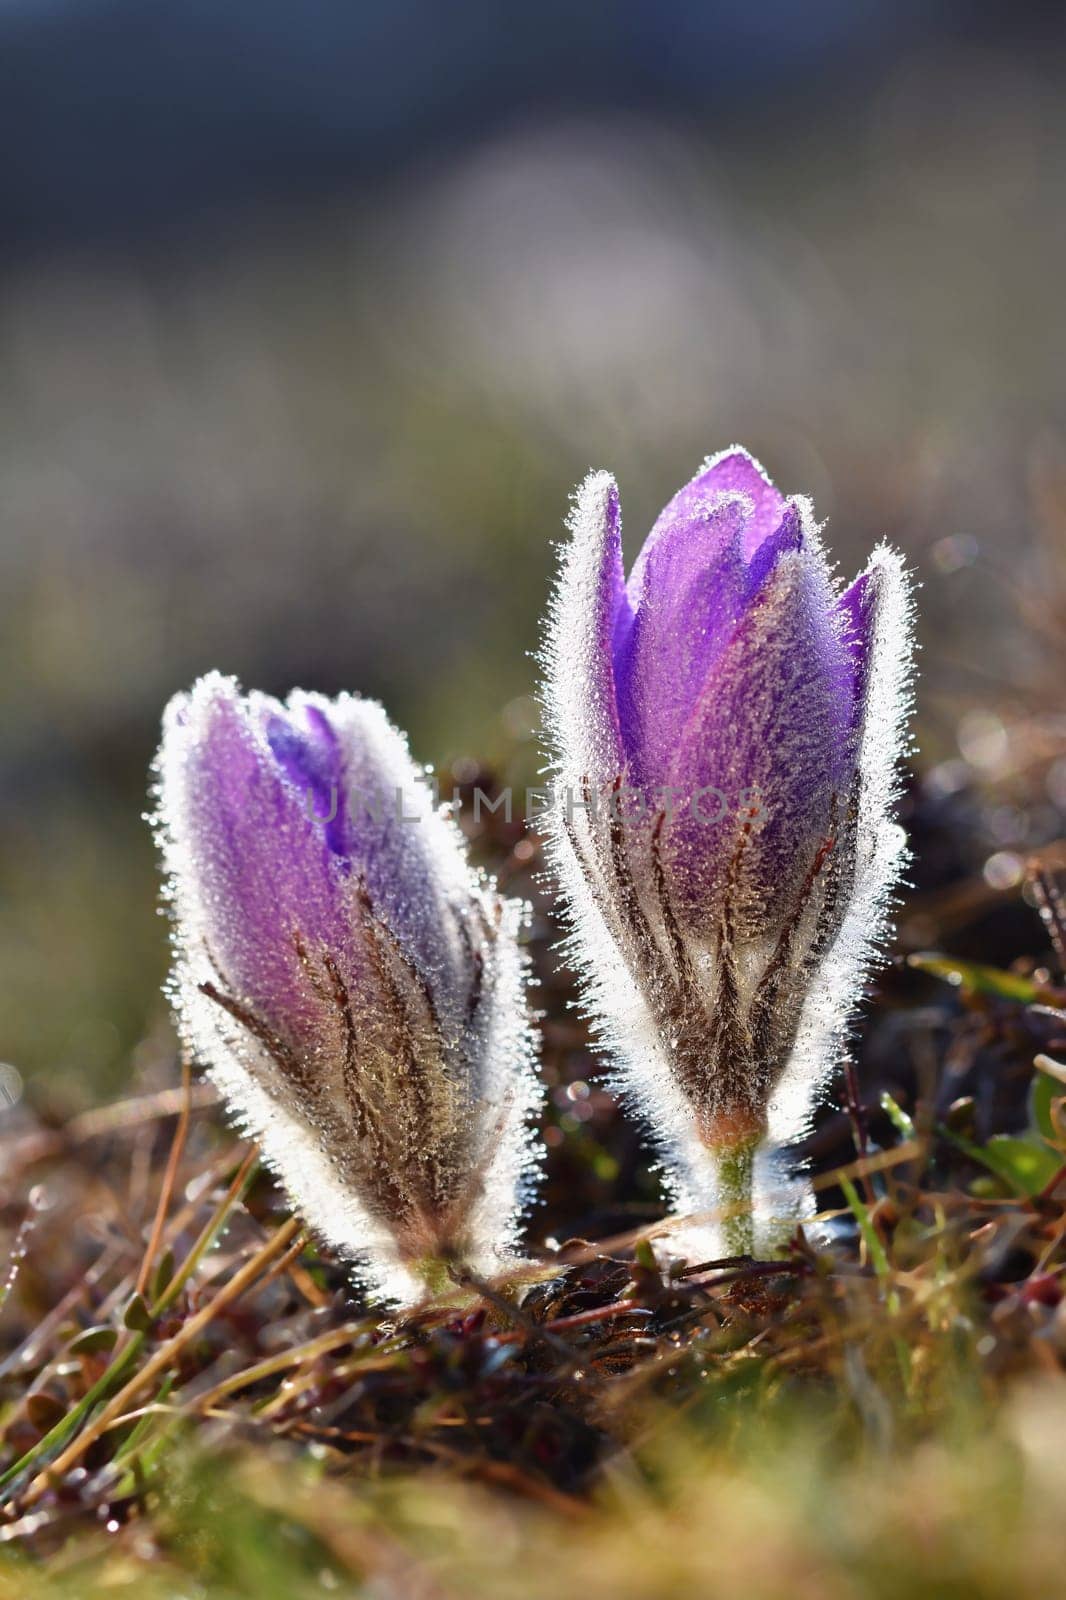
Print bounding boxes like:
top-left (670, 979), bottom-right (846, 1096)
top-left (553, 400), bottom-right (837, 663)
top-left (540, 466), bottom-right (916, 1259)
top-left (540, 473), bottom-right (701, 1227)
top-left (153, 673), bottom-right (542, 1306)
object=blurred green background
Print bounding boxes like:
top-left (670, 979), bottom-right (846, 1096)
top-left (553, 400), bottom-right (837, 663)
top-left (1, 0), bottom-right (1064, 1108)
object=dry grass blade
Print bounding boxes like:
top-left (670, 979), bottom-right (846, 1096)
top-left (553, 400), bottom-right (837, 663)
top-left (134, 1056), bottom-right (193, 1299)
top-left (18, 1215), bottom-right (301, 1508)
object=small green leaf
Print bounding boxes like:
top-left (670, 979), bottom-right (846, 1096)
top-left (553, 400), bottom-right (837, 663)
top-left (633, 1238), bottom-right (657, 1273)
top-left (1030, 1069), bottom-right (1065, 1146)
top-left (68, 1325), bottom-right (119, 1356)
top-left (880, 1091), bottom-right (915, 1141)
top-left (123, 1291), bottom-right (152, 1332)
top-left (839, 1176), bottom-right (892, 1292)
top-left (976, 1135), bottom-right (1060, 1198)
top-left (908, 953), bottom-right (1066, 1005)
top-left (151, 1248), bottom-right (176, 1305)
top-left (969, 1174), bottom-right (1007, 1199)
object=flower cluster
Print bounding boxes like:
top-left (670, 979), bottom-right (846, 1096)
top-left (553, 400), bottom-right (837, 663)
top-left (153, 446), bottom-right (913, 1296)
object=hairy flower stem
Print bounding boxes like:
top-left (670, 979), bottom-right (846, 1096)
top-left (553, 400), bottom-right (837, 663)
top-left (409, 1254), bottom-right (471, 1299)
top-left (712, 1136), bottom-right (759, 1258)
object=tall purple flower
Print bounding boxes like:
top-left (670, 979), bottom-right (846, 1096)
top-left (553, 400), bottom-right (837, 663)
top-left (541, 447), bottom-right (914, 1252)
top-left (153, 673), bottom-right (541, 1303)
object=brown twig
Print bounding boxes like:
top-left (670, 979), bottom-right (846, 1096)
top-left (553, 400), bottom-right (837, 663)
top-left (134, 1056), bottom-right (193, 1298)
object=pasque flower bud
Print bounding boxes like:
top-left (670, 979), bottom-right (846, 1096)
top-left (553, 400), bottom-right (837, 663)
top-left (541, 447), bottom-right (914, 1252)
top-left (153, 673), bottom-right (541, 1303)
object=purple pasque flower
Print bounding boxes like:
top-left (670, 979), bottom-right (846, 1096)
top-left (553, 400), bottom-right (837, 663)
top-left (542, 447), bottom-right (914, 1250)
top-left (153, 673), bottom-right (540, 1304)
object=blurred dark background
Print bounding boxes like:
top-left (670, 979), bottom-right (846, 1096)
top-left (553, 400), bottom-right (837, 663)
top-left (2, 0), bottom-right (1065, 1107)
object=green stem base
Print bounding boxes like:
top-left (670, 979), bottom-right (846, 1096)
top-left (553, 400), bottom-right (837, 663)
top-left (714, 1138), bottom-right (759, 1258)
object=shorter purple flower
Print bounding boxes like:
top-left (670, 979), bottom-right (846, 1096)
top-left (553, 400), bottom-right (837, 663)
top-left (542, 447), bottom-right (914, 1251)
top-left (153, 673), bottom-right (541, 1303)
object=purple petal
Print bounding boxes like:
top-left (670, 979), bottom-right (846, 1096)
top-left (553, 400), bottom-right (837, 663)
top-left (614, 494), bottom-right (749, 785)
top-left (261, 697), bottom-right (351, 857)
top-left (661, 445), bottom-right (790, 560)
top-left (161, 675), bottom-right (353, 1041)
top-left (161, 676), bottom-right (483, 1054)
top-left (834, 569), bottom-right (879, 734)
top-left (746, 501), bottom-right (804, 590)
top-left (313, 693), bottom-right (474, 1025)
top-left (613, 461), bottom-right (804, 788)
top-left (661, 549), bottom-right (858, 939)
top-left (834, 551), bottom-right (912, 787)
